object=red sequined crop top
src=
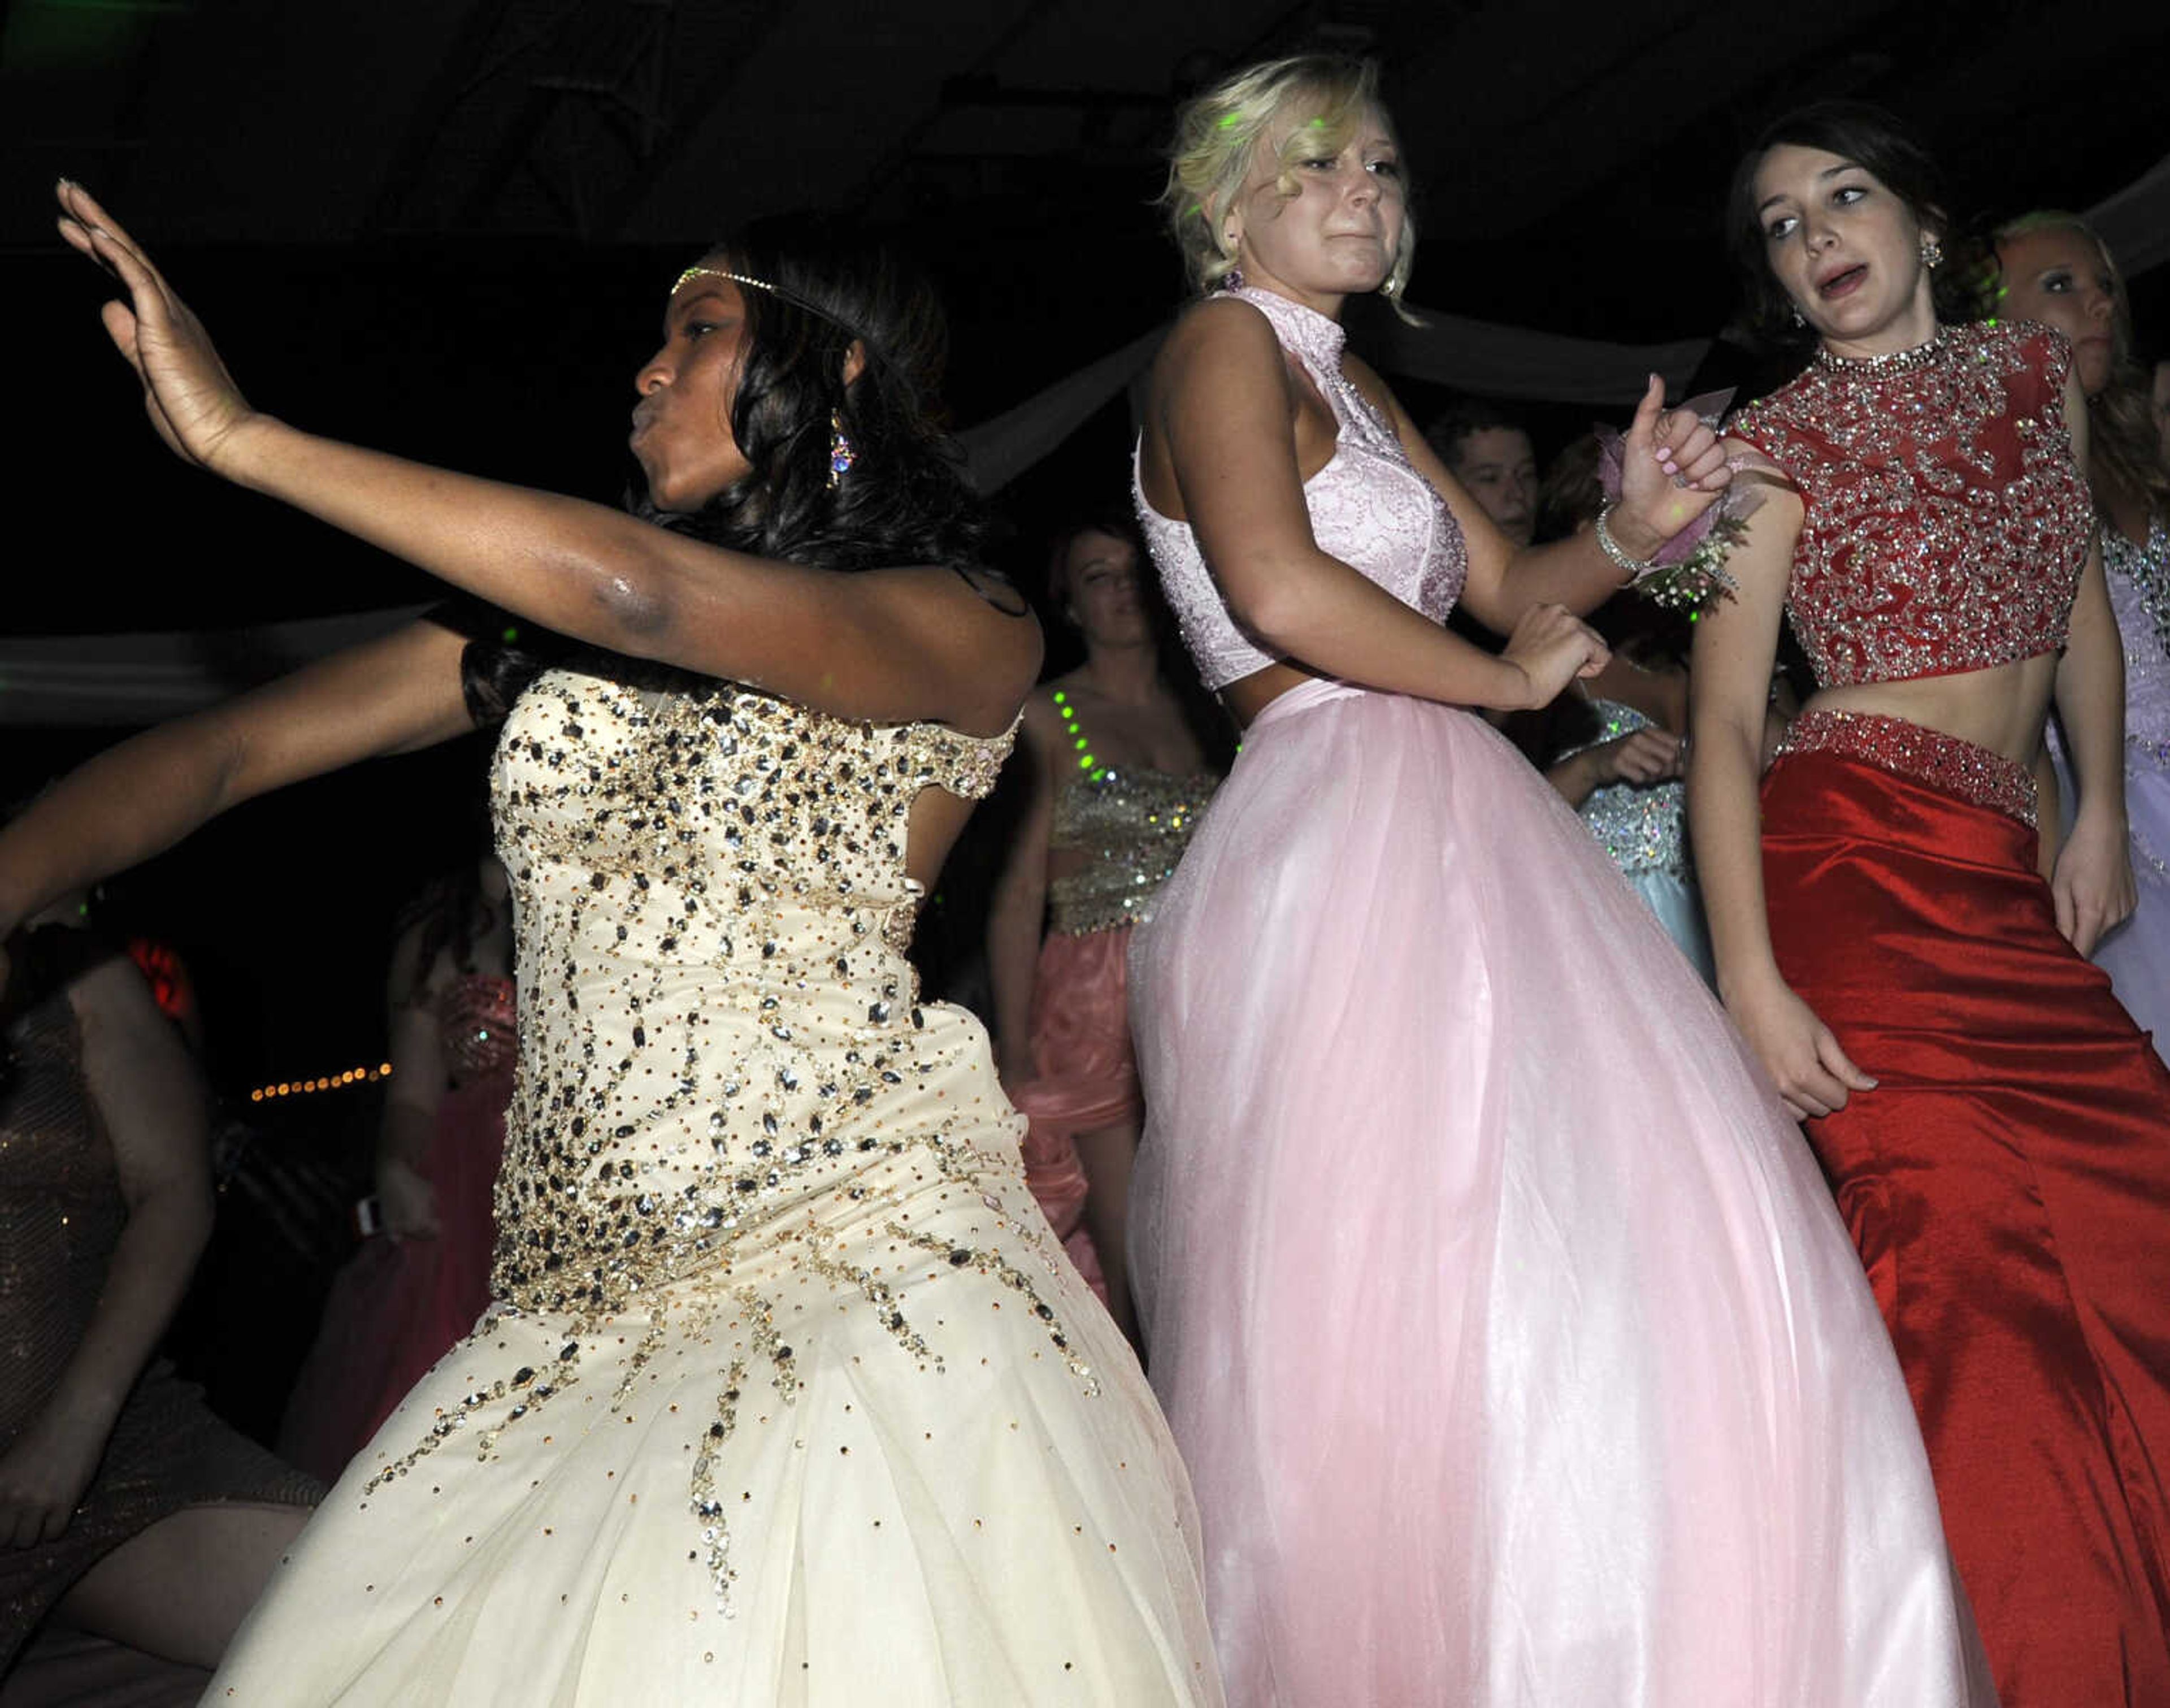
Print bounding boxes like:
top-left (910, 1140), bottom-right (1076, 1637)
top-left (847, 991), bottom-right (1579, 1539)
top-left (1726, 322), bottom-right (2091, 689)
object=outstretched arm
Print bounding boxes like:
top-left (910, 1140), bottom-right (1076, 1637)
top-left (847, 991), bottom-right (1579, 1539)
top-left (55, 181), bottom-right (1037, 737)
top-left (1144, 299), bottom-right (1606, 713)
top-left (1687, 454), bottom-right (1875, 1120)
top-left (0, 618), bottom-right (473, 943)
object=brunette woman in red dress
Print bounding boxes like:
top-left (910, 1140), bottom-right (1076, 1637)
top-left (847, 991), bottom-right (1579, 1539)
top-left (1690, 102), bottom-right (2170, 1705)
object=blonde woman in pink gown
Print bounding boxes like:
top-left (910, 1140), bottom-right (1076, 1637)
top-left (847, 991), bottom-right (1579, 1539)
top-left (1126, 54), bottom-right (1993, 1706)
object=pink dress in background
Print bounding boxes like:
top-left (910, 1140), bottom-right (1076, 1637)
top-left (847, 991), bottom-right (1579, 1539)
top-left (277, 973), bottom-right (515, 1482)
top-left (1126, 283), bottom-right (1992, 1706)
top-left (1012, 762), bottom-right (1216, 1301)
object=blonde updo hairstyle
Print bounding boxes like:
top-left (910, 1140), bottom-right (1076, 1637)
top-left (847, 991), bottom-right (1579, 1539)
top-left (1161, 54), bottom-right (1418, 321)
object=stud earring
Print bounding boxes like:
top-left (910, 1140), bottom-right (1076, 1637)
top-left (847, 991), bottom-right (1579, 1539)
top-left (1919, 233), bottom-right (1944, 270)
top-left (828, 410), bottom-right (854, 489)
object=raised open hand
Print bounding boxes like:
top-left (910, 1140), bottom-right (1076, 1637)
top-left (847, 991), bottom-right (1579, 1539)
top-left (55, 179), bottom-right (258, 472)
top-left (1614, 375), bottom-right (1730, 554)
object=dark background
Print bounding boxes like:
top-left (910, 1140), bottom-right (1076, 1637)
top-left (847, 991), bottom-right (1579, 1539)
top-left (6, 0), bottom-right (2168, 1107)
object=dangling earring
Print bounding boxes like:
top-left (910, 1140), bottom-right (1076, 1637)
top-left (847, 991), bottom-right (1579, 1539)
top-left (1791, 306), bottom-right (1806, 328)
top-left (828, 410), bottom-right (854, 490)
top-left (1919, 233), bottom-right (1944, 270)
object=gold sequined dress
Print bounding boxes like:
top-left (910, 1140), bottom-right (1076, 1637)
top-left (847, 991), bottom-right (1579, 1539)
top-left (205, 662), bottom-right (1221, 1706)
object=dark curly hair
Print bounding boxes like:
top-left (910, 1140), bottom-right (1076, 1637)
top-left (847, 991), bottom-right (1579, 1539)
top-left (1724, 101), bottom-right (1976, 351)
top-left (459, 214), bottom-right (994, 718)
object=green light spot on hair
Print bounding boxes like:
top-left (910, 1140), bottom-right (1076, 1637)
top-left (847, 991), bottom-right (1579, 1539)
top-left (1305, 115), bottom-right (1329, 128)
top-left (1217, 112), bottom-right (1241, 129)
top-left (501, 625), bottom-right (521, 643)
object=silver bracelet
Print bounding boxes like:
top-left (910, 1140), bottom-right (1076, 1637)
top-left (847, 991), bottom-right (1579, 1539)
top-left (1593, 503), bottom-right (1657, 580)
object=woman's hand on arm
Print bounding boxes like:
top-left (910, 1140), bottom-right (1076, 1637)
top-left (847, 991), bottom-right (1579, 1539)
top-left (983, 695), bottom-right (1058, 1085)
top-left (1152, 302), bottom-right (1600, 710)
top-left (1687, 457), bottom-right (1873, 1119)
top-left (1381, 375), bottom-right (1730, 631)
top-left (0, 956), bottom-right (212, 1546)
top-left (57, 183), bottom-right (1039, 737)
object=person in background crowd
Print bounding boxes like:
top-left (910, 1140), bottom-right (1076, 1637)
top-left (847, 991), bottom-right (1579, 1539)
top-left (1516, 433), bottom-right (1713, 980)
top-left (1127, 53), bottom-right (1987, 1705)
top-left (0, 900), bottom-right (317, 1681)
top-left (985, 515), bottom-right (1222, 1344)
top-left (1693, 102), bottom-right (2170, 1705)
top-left (1990, 210), bottom-right (2169, 1059)
top-left (1423, 396), bottom-right (1538, 547)
top-left (278, 852), bottom-right (517, 1480)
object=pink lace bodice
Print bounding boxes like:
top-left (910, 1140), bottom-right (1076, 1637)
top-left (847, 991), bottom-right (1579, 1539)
top-left (1134, 285), bottom-right (1468, 691)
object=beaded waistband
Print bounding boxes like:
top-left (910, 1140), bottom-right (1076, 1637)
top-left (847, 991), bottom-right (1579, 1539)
top-left (1776, 709), bottom-right (2038, 827)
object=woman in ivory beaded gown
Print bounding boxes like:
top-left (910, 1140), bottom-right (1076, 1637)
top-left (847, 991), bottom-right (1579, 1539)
top-left (1126, 56), bottom-right (1990, 1706)
top-left (7, 186), bottom-right (1221, 1705)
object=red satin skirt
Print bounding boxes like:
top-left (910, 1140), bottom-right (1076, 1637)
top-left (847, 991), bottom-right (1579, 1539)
top-left (1763, 739), bottom-right (2170, 1707)
top-left (1007, 926), bottom-right (1142, 1304)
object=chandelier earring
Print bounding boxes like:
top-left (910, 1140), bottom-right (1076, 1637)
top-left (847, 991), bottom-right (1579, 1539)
top-left (1919, 233), bottom-right (1945, 270)
top-left (828, 410), bottom-right (855, 490)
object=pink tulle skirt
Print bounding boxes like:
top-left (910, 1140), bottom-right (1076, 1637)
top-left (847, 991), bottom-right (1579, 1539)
top-left (279, 1072), bottom-right (512, 1482)
top-left (1128, 679), bottom-right (1992, 1707)
top-left (1009, 926), bottom-right (1141, 1303)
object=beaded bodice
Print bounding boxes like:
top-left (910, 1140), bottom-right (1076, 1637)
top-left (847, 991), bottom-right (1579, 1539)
top-left (1047, 764), bottom-right (1217, 935)
top-left (1728, 322), bottom-right (2090, 690)
top-left (1557, 699), bottom-right (1692, 882)
top-left (485, 663), bottom-right (1015, 1315)
top-left (2106, 515), bottom-right (2170, 765)
top-left (1135, 285), bottom-right (1469, 690)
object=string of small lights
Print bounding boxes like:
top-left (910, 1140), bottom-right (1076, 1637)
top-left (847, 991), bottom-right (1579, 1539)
top-left (1051, 689), bottom-right (1108, 782)
top-left (248, 1061), bottom-right (394, 1103)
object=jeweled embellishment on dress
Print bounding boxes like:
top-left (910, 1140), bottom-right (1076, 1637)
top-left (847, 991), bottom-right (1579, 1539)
top-left (1778, 708), bottom-right (2038, 826)
top-left (1729, 323), bottom-right (2093, 690)
top-left (360, 662), bottom-right (1121, 1625)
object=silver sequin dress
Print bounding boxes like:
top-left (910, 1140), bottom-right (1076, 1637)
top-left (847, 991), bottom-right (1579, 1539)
top-left (205, 663), bottom-right (1222, 1706)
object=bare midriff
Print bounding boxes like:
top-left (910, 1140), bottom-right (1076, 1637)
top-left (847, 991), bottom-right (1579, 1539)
top-left (1804, 651), bottom-right (2060, 768)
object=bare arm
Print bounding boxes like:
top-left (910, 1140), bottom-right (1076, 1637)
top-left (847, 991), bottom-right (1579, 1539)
top-left (0, 955), bottom-right (212, 1547)
top-left (0, 619), bottom-right (474, 940)
top-left (1373, 376), bottom-right (1730, 635)
top-left (2046, 377), bottom-right (2135, 953)
top-left (57, 183), bottom-right (1039, 739)
top-left (1144, 301), bottom-right (1604, 712)
top-left (984, 695), bottom-right (1058, 1082)
top-left (1687, 454), bottom-right (1873, 1119)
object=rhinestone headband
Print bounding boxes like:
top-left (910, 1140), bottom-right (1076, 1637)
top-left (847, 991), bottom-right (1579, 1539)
top-left (674, 265), bottom-right (780, 298)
